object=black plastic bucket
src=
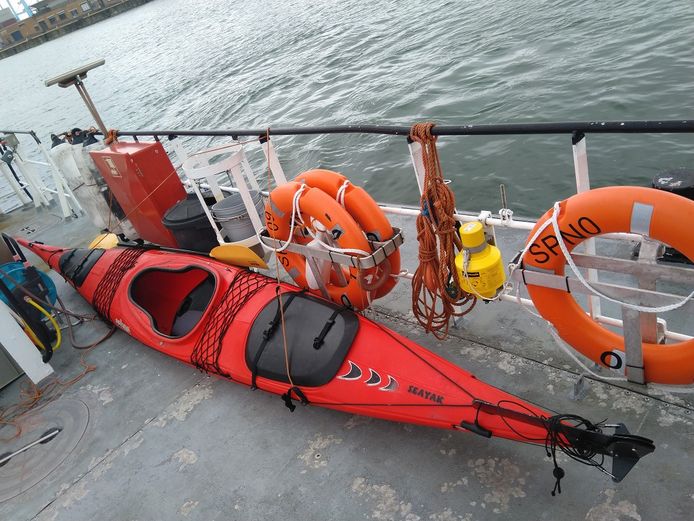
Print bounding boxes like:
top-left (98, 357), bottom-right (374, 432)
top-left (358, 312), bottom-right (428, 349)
top-left (162, 193), bottom-right (218, 252)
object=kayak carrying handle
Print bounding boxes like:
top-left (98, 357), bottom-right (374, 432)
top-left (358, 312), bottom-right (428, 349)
top-left (281, 386), bottom-right (309, 412)
top-left (458, 402), bottom-right (492, 438)
top-left (458, 420), bottom-right (492, 438)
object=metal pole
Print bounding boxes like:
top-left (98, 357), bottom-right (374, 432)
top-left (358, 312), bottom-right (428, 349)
top-left (571, 132), bottom-right (601, 320)
top-left (0, 143), bottom-right (32, 200)
top-left (103, 119), bottom-right (694, 139)
top-left (74, 78), bottom-right (109, 137)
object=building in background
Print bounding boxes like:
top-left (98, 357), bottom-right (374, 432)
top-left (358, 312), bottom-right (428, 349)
top-left (0, 0), bottom-right (123, 48)
top-left (0, 6), bottom-right (20, 46)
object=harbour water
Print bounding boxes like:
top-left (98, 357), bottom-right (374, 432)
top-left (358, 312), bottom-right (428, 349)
top-left (1, 0), bottom-right (693, 214)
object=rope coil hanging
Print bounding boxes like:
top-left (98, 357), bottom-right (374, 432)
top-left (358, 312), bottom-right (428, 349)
top-left (409, 123), bottom-right (476, 339)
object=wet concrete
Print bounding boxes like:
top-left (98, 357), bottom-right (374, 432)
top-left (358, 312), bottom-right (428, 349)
top-left (0, 204), bottom-right (692, 521)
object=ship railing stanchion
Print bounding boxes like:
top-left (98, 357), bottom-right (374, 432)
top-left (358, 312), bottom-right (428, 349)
top-left (1, 134), bottom-right (39, 207)
top-left (169, 135), bottom-right (190, 164)
top-left (259, 134), bottom-right (288, 186)
top-left (407, 136), bottom-right (426, 195)
top-left (571, 131), bottom-right (602, 322)
top-left (0, 160), bottom-right (32, 206)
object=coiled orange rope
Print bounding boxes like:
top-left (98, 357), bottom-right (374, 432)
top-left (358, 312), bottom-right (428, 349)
top-left (410, 123), bottom-right (475, 339)
top-left (104, 129), bottom-right (119, 145)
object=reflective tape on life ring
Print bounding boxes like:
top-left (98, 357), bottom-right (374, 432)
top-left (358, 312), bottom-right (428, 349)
top-left (294, 169), bottom-right (401, 297)
top-left (265, 181), bottom-right (373, 310)
top-left (523, 186), bottom-right (694, 385)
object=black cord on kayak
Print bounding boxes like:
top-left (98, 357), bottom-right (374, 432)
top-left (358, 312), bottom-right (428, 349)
top-left (544, 414), bottom-right (605, 496)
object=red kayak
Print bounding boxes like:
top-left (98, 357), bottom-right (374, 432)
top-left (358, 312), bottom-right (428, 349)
top-left (18, 238), bottom-right (654, 491)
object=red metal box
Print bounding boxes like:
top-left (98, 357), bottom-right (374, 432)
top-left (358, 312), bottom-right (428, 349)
top-left (90, 141), bottom-right (185, 247)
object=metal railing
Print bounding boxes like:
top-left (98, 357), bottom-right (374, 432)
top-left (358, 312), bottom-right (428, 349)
top-left (92, 119), bottom-right (694, 138)
top-left (0, 129), bottom-right (82, 217)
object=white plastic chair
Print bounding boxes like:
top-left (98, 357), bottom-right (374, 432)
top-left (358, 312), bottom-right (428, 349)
top-left (179, 138), bottom-right (287, 250)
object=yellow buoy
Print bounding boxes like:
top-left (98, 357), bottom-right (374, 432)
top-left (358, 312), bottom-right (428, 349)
top-left (454, 221), bottom-right (506, 299)
top-left (88, 233), bottom-right (119, 250)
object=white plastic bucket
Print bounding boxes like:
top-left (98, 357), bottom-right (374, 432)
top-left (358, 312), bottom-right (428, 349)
top-left (211, 191), bottom-right (264, 242)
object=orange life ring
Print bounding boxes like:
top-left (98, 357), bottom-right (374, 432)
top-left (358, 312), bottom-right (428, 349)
top-left (294, 169), bottom-right (401, 298)
top-left (523, 186), bottom-right (694, 385)
top-left (266, 180), bottom-right (375, 310)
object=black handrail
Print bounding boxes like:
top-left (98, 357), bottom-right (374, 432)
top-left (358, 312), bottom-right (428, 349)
top-left (101, 119), bottom-right (694, 139)
top-left (4, 119), bottom-right (694, 143)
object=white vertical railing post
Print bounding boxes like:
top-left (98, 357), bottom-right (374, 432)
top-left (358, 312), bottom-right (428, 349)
top-left (407, 139), bottom-right (426, 195)
top-left (171, 138), bottom-right (189, 165)
top-left (0, 162), bottom-right (32, 206)
top-left (571, 132), bottom-right (601, 319)
top-left (259, 136), bottom-right (288, 186)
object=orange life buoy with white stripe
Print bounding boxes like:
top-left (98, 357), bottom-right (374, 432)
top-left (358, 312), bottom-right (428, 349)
top-left (265, 176), bottom-right (396, 310)
top-left (294, 169), bottom-right (401, 298)
top-left (523, 186), bottom-right (694, 385)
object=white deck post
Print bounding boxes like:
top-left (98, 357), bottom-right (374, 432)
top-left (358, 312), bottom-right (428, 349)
top-left (407, 139), bottom-right (426, 196)
top-left (260, 135), bottom-right (288, 186)
top-left (0, 162), bottom-right (32, 206)
top-left (572, 132), bottom-right (601, 319)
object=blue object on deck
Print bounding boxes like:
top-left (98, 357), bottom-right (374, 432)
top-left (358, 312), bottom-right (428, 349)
top-left (0, 262), bottom-right (57, 307)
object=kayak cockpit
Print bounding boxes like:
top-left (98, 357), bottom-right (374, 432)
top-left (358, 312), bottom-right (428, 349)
top-left (129, 266), bottom-right (216, 338)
